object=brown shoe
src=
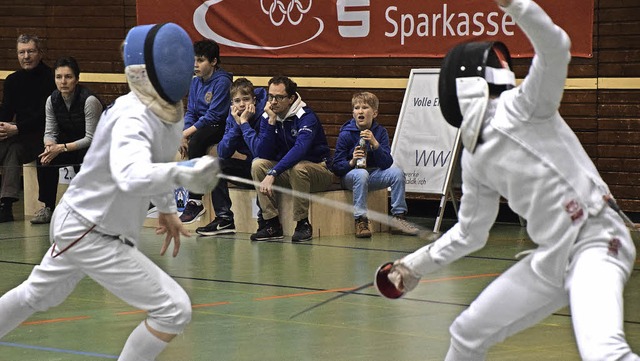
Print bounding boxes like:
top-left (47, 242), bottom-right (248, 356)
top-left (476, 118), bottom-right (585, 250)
top-left (391, 214), bottom-right (419, 236)
top-left (355, 217), bottom-right (372, 238)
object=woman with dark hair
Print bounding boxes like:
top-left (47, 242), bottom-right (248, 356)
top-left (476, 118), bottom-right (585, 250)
top-left (32, 56), bottom-right (103, 224)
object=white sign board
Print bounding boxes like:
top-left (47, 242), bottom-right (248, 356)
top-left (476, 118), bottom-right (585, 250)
top-left (391, 68), bottom-right (460, 196)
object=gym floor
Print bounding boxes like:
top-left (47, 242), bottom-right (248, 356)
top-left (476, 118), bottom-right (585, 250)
top-left (0, 214), bottom-right (638, 360)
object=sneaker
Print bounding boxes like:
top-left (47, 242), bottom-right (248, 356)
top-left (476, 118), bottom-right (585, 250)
top-left (291, 218), bottom-right (313, 243)
top-left (250, 218), bottom-right (284, 241)
top-left (355, 216), bottom-right (372, 238)
top-left (196, 217), bottom-right (236, 236)
top-left (30, 206), bottom-right (52, 224)
top-left (0, 203), bottom-right (14, 223)
top-left (179, 200), bottom-right (205, 224)
top-left (391, 214), bottom-right (419, 236)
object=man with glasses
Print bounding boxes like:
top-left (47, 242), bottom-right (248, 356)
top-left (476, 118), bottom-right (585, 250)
top-left (0, 34), bottom-right (56, 222)
top-left (250, 76), bottom-right (334, 242)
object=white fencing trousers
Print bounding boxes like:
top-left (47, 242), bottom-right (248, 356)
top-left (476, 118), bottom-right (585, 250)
top-left (445, 209), bottom-right (637, 361)
top-left (15, 204), bottom-right (192, 335)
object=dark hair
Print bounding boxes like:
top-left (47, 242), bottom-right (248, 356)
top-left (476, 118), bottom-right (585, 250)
top-left (230, 77), bottom-right (255, 98)
top-left (268, 75), bottom-right (297, 97)
top-left (54, 56), bottom-right (81, 78)
top-left (193, 39), bottom-right (220, 65)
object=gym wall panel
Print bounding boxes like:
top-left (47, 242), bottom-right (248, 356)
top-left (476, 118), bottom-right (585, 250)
top-left (1, 0), bottom-right (640, 211)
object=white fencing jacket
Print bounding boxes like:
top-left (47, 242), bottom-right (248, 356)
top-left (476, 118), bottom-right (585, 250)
top-left (405, 0), bottom-right (614, 286)
top-left (61, 92), bottom-right (182, 242)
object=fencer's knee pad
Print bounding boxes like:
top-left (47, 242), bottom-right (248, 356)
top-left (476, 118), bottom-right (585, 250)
top-left (146, 289), bottom-right (192, 334)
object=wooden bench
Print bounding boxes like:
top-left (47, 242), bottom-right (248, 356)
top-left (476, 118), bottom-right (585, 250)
top-left (22, 161), bottom-right (70, 216)
top-left (144, 187), bottom-right (390, 237)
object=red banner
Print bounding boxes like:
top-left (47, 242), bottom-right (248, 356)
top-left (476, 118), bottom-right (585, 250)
top-left (136, 0), bottom-right (593, 58)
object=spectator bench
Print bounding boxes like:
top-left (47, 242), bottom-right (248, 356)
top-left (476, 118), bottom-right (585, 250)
top-left (22, 161), bottom-right (69, 217)
top-left (22, 157), bottom-right (390, 238)
top-left (144, 186), bottom-right (390, 237)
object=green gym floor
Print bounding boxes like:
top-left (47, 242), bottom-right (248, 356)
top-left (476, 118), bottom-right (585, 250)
top-left (0, 215), bottom-right (639, 360)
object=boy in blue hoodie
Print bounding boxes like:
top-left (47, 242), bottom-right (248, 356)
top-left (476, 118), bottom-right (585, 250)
top-left (250, 76), bottom-right (334, 242)
top-left (179, 39), bottom-right (232, 223)
top-left (196, 78), bottom-right (267, 236)
top-left (332, 92), bottom-right (418, 238)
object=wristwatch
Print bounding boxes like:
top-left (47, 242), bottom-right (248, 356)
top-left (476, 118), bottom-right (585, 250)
top-left (63, 143), bottom-right (68, 152)
top-left (266, 168), bottom-right (277, 177)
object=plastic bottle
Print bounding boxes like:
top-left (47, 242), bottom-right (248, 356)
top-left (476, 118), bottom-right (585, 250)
top-left (356, 137), bottom-right (367, 168)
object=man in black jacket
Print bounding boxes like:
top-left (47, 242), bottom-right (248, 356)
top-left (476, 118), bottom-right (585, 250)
top-left (0, 34), bottom-right (56, 222)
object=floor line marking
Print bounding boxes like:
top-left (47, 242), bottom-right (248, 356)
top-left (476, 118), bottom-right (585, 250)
top-left (21, 315), bottom-right (91, 326)
top-left (256, 273), bottom-right (500, 301)
top-left (255, 287), bottom-right (359, 301)
top-left (192, 301), bottom-right (231, 309)
top-left (0, 341), bottom-right (118, 359)
top-left (420, 273), bottom-right (501, 284)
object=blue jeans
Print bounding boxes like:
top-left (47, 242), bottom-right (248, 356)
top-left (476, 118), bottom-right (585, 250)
top-left (341, 165), bottom-right (407, 218)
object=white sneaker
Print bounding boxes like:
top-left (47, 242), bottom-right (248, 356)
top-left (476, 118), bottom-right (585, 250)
top-left (31, 206), bottom-right (52, 224)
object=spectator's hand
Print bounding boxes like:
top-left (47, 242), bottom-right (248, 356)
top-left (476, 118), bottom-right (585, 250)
top-left (352, 146), bottom-right (366, 162)
top-left (264, 102), bottom-right (277, 125)
top-left (0, 122), bottom-right (18, 141)
top-left (231, 103), bottom-right (255, 125)
top-left (179, 136), bottom-right (189, 159)
top-left (359, 129), bottom-right (380, 150)
top-left (259, 174), bottom-right (276, 197)
top-left (38, 144), bottom-right (65, 165)
top-left (231, 105), bottom-right (242, 125)
top-left (156, 212), bottom-right (190, 257)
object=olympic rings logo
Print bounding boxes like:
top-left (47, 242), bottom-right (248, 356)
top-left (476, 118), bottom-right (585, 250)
top-left (260, 0), bottom-right (312, 26)
top-left (193, 0), bottom-right (324, 51)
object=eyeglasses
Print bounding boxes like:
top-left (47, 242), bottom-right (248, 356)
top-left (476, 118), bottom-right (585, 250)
top-left (17, 49), bottom-right (38, 57)
top-left (267, 94), bottom-right (290, 102)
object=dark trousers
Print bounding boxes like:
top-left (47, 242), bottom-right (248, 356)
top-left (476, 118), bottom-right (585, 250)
top-left (0, 137), bottom-right (39, 201)
top-left (213, 158), bottom-right (261, 221)
top-left (187, 123), bottom-right (224, 200)
top-left (36, 150), bottom-right (85, 209)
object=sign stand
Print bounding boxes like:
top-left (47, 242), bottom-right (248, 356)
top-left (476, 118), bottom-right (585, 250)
top-left (434, 131), bottom-right (461, 232)
top-left (390, 68), bottom-right (461, 233)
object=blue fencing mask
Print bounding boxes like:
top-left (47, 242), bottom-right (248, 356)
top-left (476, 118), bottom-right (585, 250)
top-left (123, 23), bottom-right (193, 123)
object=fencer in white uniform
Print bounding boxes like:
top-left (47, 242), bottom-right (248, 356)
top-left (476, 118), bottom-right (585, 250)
top-left (379, 0), bottom-right (639, 360)
top-left (0, 23), bottom-right (220, 361)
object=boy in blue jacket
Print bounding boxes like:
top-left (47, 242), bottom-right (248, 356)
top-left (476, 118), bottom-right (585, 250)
top-left (250, 76), bottom-right (334, 242)
top-left (179, 39), bottom-right (232, 223)
top-left (196, 78), bottom-right (267, 236)
top-left (332, 92), bottom-right (418, 238)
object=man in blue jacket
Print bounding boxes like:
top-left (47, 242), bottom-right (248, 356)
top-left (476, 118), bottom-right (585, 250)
top-left (250, 76), bottom-right (334, 242)
top-left (179, 39), bottom-right (232, 223)
top-left (332, 92), bottom-right (418, 238)
top-left (196, 78), bottom-right (267, 236)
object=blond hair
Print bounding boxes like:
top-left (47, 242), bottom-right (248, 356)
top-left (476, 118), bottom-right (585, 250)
top-left (351, 91), bottom-right (379, 111)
